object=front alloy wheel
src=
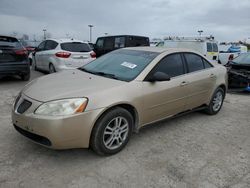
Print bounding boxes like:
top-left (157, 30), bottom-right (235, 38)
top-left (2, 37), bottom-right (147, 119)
top-left (91, 107), bottom-right (133, 155)
top-left (103, 116), bottom-right (129, 150)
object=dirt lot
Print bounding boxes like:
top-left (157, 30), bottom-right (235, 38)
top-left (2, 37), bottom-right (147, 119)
top-left (0, 70), bottom-right (250, 188)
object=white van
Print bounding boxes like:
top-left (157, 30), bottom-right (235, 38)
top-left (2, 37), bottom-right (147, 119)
top-left (158, 36), bottom-right (219, 63)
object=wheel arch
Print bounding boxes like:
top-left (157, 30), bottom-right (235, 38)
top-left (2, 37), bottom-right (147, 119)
top-left (90, 103), bottom-right (139, 141)
top-left (49, 62), bottom-right (56, 72)
top-left (218, 84), bottom-right (227, 97)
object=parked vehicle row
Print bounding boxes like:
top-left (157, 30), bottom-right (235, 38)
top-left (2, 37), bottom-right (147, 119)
top-left (12, 47), bottom-right (227, 155)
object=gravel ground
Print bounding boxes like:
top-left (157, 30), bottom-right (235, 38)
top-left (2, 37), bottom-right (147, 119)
top-left (0, 70), bottom-right (250, 188)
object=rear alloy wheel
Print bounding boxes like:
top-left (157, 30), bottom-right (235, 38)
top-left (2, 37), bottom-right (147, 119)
top-left (49, 64), bottom-right (56, 74)
top-left (90, 107), bottom-right (133, 155)
top-left (205, 87), bottom-right (225, 115)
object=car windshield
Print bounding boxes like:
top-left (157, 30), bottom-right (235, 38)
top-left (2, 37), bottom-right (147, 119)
top-left (61, 42), bottom-right (91, 52)
top-left (80, 49), bottom-right (159, 82)
top-left (233, 53), bottom-right (250, 65)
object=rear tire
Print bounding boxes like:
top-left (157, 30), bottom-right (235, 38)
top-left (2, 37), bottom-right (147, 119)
top-left (205, 87), bottom-right (225, 115)
top-left (90, 107), bottom-right (133, 155)
top-left (21, 73), bottom-right (30, 81)
top-left (49, 63), bottom-right (56, 74)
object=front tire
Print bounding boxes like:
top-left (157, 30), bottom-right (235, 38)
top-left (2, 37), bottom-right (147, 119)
top-left (90, 107), bottom-right (133, 155)
top-left (205, 87), bottom-right (225, 115)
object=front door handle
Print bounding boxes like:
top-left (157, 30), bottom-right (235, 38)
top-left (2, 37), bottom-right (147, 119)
top-left (180, 81), bottom-right (188, 86)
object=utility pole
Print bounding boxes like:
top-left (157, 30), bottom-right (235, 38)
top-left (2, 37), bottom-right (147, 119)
top-left (88, 25), bottom-right (93, 42)
top-left (43, 29), bottom-right (47, 40)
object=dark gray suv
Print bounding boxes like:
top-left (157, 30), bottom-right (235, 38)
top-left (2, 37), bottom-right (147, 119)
top-left (0, 35), bottom-right (30, 81)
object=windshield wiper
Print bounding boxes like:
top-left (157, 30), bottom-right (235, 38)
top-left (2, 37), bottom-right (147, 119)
top-left (78, 68), bottom-right (120, 80)
top-left (94, 71), bottom-right (119, 80)
top-left (78, 67), bottom-right (95, 74)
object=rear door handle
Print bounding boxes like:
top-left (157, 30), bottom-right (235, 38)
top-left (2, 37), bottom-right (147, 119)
top-left (180, 81), bottom-right (188, 86)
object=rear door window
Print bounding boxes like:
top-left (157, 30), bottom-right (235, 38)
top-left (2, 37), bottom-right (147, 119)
top-left (203, 59), bottom-right (213, 68)
top-left (184, 53), bottom-right (204, 73)
top-left (61, 42), bottom-right (91, 52)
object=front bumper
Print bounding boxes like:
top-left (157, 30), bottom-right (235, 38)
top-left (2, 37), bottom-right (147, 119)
top-left (12, 94), bottom-right (104, 149)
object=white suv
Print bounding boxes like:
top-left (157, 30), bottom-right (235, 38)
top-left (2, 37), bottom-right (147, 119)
top-left (32, 39), bottom-right (96, 73)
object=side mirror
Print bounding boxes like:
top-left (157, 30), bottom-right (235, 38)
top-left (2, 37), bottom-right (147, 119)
top-left (148, 72), bottom-right (171, 82)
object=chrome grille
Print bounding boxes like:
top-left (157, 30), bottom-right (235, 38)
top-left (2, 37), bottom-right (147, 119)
top-left (17, 99), bottom-right (32, 114)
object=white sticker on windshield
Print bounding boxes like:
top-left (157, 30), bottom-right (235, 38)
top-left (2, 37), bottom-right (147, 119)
top-left (121, 62), bottom-right (137, 69)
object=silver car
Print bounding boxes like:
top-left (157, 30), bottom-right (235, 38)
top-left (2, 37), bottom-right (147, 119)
top-left (32, 38), bottom-right (96, 73)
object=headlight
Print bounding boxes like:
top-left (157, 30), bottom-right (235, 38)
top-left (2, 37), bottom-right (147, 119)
top-left (35, 98), bottom-right (88, 116)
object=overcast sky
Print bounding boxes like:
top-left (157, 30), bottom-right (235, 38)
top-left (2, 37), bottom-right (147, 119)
top-left (0, 0), bottom-right (250, 42)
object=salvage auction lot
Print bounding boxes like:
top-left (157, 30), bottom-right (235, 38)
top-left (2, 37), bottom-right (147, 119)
top-left (0, 70), bottom-right (250, 188)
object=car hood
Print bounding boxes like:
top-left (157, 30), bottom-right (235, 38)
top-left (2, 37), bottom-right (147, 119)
top-left (22, 69), bottom-right (125, 102)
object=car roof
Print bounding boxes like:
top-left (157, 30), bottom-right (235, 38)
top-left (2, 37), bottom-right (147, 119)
top-left (46, 38), bottom-right (87, 44)
top-left (124, 46), bottom-right (202, 54)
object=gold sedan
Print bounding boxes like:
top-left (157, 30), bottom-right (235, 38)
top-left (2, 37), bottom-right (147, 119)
top-left (12, 47), bottom-right (227, 155)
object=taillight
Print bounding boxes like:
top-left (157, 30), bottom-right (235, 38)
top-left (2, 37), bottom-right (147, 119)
top-left (228, 54), bottom-right (234, 61)
top-left (55, 52), bottom-right (71, 58)
top-left (15, 49), bottom-right (28, 55)
top-left (90, 51), bottom-right (96, 58)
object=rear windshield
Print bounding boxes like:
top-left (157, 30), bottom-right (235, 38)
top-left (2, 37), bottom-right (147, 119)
top-left (61, 42), bottom-right (91, 52)
top-left (0, 36), bottom-right (21, 48)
